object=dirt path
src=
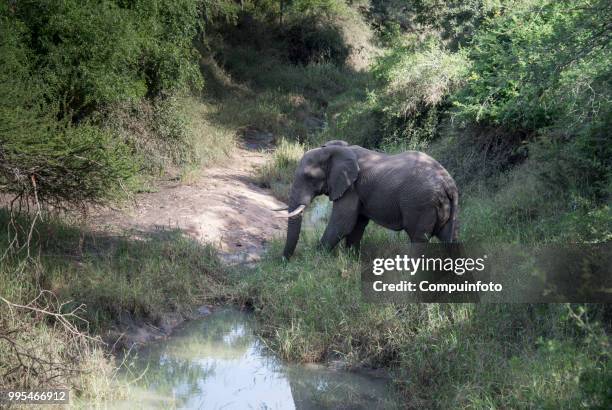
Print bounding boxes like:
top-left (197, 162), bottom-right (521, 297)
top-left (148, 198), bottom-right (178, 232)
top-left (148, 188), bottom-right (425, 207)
top-left (92, 137), bottom-right (286, 264)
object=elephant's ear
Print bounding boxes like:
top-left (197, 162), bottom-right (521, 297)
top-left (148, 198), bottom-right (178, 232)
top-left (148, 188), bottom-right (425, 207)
top-left (327, 147), bottom-right (359, 201)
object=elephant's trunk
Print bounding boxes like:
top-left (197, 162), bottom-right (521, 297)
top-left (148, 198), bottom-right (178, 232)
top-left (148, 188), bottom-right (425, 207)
top-left (283, 210), bottom-right (303, 259)
top-left (283, 189), bottom-right (311, 258)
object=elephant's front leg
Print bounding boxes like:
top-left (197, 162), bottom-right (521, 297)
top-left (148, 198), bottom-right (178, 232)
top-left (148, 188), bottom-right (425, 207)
top-left (320, 188), bottom-right (360, 250)
top-left (345, 215), bottom-right (369, 250)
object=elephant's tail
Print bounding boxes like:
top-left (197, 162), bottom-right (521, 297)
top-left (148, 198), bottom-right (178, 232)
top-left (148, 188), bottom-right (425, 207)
top-left (447, 188), bottom-right (459, 242)
top-left (438, 187), bottom-right (459, 242)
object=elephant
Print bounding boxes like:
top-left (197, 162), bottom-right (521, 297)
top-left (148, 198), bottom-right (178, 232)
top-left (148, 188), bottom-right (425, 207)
top-left (275, 140), bottom-right (459, 259)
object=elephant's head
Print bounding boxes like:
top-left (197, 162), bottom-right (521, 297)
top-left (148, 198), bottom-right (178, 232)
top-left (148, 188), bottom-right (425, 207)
top-left (276, 140), bottom-right (359, 259)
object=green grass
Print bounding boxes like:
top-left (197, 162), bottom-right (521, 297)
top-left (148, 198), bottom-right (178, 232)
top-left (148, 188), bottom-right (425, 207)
top-left (237, 226), bottom-right (611, 409)
top-left (457, 163), bottom-right (612, 244)
top-left (179, 96), bottom-right (237, 182)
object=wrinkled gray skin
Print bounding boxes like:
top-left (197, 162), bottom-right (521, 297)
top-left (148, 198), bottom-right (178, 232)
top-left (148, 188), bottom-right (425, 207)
top-left (283, 140), bottom-right (459, 259)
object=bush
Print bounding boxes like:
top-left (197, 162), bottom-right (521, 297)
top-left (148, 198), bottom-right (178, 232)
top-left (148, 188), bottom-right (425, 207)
top-left (101, 97), bottom-right (196, 177)
top-left (411, 0), bottom-right (492, 48)
top-left (1, 1), bottom-right (206, 207)
top-left (0, 12), bottom-right (134, 207)
top-left (9, 0), bottom-right (202, 117)
top-left (285, 16), bottom-right (350, 66)
top-left (367, 0), bottom-right (495, 48)
top-left (451, 0), bottom-right (611, 202)
top-left (454, 0), bottom-right (611, 132)
top-left (1, 122), bottom-right (135, 208)
top-left (372, 39), bottom-right (469, 148)
top-left (320, 94), bottom-right (381, 147)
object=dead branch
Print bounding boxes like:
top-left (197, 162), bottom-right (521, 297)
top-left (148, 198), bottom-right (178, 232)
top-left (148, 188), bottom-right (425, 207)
top-left (0, 291), bottom-right (106, 390)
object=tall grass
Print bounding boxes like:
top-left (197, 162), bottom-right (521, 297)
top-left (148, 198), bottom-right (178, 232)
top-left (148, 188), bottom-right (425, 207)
top-left (257, 139), bottom-right (305, 201)
top-left (238, 229), bottom-right (611, 408)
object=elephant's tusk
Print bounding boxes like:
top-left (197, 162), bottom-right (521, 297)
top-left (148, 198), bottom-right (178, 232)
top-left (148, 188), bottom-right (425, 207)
top-left (274, 204), bottom-right (306, 218)
top-left (287, 205), bottom-right (306, 217)
top-left (271, 206), bottom-right (289, 211)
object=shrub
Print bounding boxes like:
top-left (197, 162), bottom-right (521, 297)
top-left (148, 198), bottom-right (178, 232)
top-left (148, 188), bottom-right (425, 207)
top-left (320, 94), bottom-right (381, 147)
top-left (284, 16), bottom-right (350, 66)
top-left (374, 41), bottom-right (469, 115)
top-left (411, 0), bottom-right (493, 48)
top-left (454, 0), bottom-right (611, 132)
top-left (9, 0), bottom-right (202, 117)
top-left (1, 122), bottom-right (135, 208)
top-left (372, 39), bottom-right (469, 148)
top-left (367, 0), bottom-right (496, 48)
top-left (0, 13), bottom-right (134, 207)
top-left (134, 0), bottom-right (203, 97)
top-left (101, 97), bottom-right (196, 176)
top-left (1, 1), bottom-right (206, 207)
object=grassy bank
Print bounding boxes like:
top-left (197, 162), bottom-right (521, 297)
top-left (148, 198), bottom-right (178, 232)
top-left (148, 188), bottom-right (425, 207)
top-left (238, 226), bottom-right (610, 408)
top-left (0, 210), bottom-right (232, 400)
top-left (249, 113), bottom-right (610, 409)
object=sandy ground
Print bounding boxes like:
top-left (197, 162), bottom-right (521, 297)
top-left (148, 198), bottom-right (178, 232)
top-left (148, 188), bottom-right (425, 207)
top-left (91, 138), bottom-right (287, 264)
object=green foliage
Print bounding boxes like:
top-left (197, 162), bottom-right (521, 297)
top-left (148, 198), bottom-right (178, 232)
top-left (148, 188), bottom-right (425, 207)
top-left (1, 122), bottom-right (135, 206)
top-left (450, 0), bottom-right (612, 200)
top-left (1, 1), bottom-right (207, 206)
top-left (411, 0), bottom-right (496, 48)
top-left (373, 39), bottom-right (469, 148)
top-left (211, 29), bottom-right (372, 146)
top-left (101, 97), bottom-right (196, 176)
top-left (10, 0), bottom-right (202, 116)
top-left (285, 15), bottom-right (350, 65)
top-left (0, 10), bottom-right (134, 206)
top-left (134, 0), bottom-right (203, 97)
top-left (367, 0), bottom-right (496, 48)
top-left (373, 41), bottom-right (469, 114)
top-left (458, 162), bottom-right (610, 243)
top-left (455, 0), bottom-right (611, 130)
top-left (319, 93), bottom-right (380, 147)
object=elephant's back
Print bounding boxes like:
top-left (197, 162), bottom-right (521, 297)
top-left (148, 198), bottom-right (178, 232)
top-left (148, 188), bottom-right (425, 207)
top-left (357, 150), bottom-right (456, 227)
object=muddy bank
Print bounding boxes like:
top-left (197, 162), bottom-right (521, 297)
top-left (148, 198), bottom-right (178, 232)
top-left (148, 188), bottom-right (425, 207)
top-left (103, 305), bottom-right (214, 351)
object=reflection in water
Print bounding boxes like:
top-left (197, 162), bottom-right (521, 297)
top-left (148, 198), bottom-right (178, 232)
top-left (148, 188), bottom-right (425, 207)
top-left (106, 309), bottom-right (395, 409)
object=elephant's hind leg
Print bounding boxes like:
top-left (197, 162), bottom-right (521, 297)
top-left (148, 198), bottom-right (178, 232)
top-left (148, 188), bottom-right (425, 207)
top-left (435, 220), bottom-right (455, 243)
top-left (404, 207), bottom-right (436, 243)
top-left (345, 215), bottom-right (369, 249)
